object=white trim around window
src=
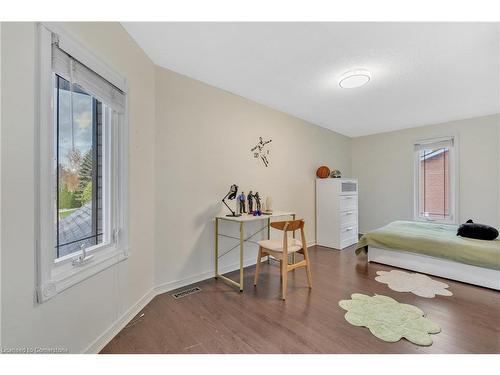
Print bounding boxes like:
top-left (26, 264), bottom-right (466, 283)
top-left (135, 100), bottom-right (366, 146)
top-left (413, 135), bottom-right (459, 224)
top-left (36, 23), bottom-right (129, 302)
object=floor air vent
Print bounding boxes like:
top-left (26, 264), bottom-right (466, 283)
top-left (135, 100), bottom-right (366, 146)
top-left (172, 286), bottom-right (202, 299)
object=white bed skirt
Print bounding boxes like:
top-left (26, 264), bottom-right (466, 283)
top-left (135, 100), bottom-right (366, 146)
top-left (367, 246), bottom-right (500, 291)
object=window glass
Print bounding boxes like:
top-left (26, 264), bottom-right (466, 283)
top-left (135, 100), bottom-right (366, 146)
top-left (55, 75), bottom-right (103, 258)
top-left (418, 147), bottom-right (450, 220)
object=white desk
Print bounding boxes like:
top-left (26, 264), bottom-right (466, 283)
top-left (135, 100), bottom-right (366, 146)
top-left (214, 211), bottom-right (296, 291)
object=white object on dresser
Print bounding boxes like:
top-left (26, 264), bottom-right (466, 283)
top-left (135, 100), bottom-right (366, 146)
top-left (316, 178), bottom-right (358, 250)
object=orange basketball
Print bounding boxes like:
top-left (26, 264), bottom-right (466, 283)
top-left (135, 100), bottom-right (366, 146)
top-left (316, 166), bottom-right (330, 178)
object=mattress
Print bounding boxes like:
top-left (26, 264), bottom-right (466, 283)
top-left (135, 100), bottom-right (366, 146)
top-left (356, 220), bottom-right (500, 270)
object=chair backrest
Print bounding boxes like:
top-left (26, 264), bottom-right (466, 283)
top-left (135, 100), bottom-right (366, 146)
top-left (270, 219), bottom-right (304, 232)
top-left (270, 220), bottom-right (307, 255)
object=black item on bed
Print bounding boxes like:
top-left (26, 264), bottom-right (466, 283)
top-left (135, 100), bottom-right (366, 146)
top-left (457, 219), bottom-right (499, 241)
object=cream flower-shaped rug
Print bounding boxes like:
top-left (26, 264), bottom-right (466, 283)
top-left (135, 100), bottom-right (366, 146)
top-left (375, 270), bottom-right (453, 298)
top-left (339, 294), bottom-right (441, 346)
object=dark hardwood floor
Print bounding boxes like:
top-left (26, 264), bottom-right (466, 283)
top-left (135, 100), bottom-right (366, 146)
top-left (101, 245), bottom-right (500, 354)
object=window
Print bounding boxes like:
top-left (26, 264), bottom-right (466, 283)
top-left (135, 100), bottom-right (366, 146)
top-left (37, 24), bottom-right (129, 302)
top-left (414, 136), bottom-right (457, 223)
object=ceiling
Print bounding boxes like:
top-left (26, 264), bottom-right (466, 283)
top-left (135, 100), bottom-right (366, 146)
top-left (122, 22), bottom-right (500, 137)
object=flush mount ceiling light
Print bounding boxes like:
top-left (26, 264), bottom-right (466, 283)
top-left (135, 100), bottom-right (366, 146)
top-left (339, 69), bottom-right (371, 89)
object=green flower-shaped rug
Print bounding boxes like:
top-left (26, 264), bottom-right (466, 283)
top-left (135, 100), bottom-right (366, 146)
top-left (339, 293), bottom-right (440, 346)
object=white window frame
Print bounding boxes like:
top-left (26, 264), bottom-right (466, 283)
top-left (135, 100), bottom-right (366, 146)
top-left (36, 23), bottom-right (129, 302)
top-left (413, 135), bottom-right (459, 224)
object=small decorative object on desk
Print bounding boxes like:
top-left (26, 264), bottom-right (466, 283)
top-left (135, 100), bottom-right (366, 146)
top-left (255, 192), bottom-right (262, 212)
top-left (237, 191), bottom-right (247, 214)
top-left (221, 184), bottom-right (241, 217)
top-left (247, 190), bottom-right (255, 213)
top-left (316, 165), bottom-right (330, 178)
top-left (263, 196), bottom-right (273, 214)
top-left (330, 169), bottom-right (342, 178)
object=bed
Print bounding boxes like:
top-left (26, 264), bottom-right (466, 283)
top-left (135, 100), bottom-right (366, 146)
top-left (356, 221), bottom-right (500, 290)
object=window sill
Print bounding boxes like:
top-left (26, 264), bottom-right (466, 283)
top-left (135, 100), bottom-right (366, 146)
top-left (37, 246), bottom-right (129, 303)
top-left (413, 216), bottom-right (457, 225)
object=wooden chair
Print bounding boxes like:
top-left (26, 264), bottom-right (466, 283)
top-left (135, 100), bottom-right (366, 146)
top-left (254, 219), bottom-right (312, 300)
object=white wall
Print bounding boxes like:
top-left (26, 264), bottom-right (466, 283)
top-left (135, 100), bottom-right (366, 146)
top-left (0, 22), bottom-right (156, 353)
top-left (153, 66), bottom-right (352, 290)
top-left (351, 114), bottom-right (500, 233)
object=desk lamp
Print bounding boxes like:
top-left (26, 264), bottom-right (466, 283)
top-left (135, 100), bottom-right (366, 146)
top-left (222, 184), bottom-right (241, 217)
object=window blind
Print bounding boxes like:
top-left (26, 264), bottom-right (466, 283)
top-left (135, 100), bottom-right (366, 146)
top-left (52, 43), bottom-right (126, 113)
top-left (414, 137), bottom-right (454, 151)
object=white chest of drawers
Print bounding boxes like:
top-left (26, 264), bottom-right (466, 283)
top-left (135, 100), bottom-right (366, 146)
top-left (316, 178), bottom-right (358, 250)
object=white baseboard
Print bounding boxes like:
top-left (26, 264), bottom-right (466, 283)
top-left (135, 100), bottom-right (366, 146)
top-left (83, 289), bottom-right (156, 354)
top-left (84, 243), bottom-right (317, 353)
top-left (155, 257), bottom-right (261, 296)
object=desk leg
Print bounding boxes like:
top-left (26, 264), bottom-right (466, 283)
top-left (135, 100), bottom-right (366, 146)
top-left (239, 221), bottom-right (244, 292)
top-left (267, 217), bottom-right (271, 264)
top-left (292, 213), bottom-right (296, 264)
top-left (215, 218), bottom-right (219, 278)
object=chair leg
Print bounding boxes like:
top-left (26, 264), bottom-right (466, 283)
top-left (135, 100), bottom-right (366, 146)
top-left (281, 257), bottom-right (288, 300)
top-left (303, 247), bottom-right (312, 289)
top-left (254, 247), bottom-right (262, 286)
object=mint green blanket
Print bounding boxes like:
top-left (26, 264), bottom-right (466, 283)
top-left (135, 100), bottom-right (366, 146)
top-left (356, 221), bottom-right (500, 270)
